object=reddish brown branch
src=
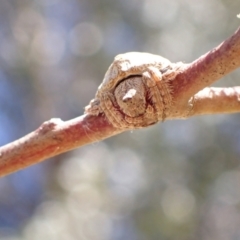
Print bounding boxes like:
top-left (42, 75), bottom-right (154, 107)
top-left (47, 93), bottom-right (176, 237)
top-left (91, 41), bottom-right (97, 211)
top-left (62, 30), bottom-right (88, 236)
top-left (172, 27), bottom-right (240, 103)
top-left (166, 27), bottom-right (240, 119)
top-left (190, 87), bottom-right (240, 116)
top-left (0, 115), bottom-right (122, 177)
top-left (1, 27), bottom-right (240, 177)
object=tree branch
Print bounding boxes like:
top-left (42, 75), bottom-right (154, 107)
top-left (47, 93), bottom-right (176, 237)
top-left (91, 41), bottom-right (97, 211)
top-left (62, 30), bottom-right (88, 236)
top-left (1, 27), bottom-right (240, 177)
top-left (172, 27), bottom-right (240, 103)
top-left (189, 87), bottom-right (240, 116)
top-left (169, 27), bottom-right (240, 119)
top-left (0, 116), bottom-right (122, 177)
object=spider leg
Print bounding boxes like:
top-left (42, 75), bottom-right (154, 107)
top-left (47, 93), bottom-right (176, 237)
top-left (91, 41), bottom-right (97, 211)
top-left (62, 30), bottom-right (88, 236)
top-left (142, 67), bottom-right (165, 121)
top-left (100, 92), bottom-right (128, 129)
top-left (144, 104), bottom-right (157, 121)
top-left (125, 104), bottom-right (157, 127)
top-left (158, 69), bottom-right (175, 119)
top-left (125, 115), bottom-right (143, 124)
top-left (85, 98), bottom-right (102, 115)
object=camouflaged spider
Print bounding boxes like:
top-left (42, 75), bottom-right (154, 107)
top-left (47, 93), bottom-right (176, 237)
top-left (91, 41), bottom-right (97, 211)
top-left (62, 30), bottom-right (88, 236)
top-left (85, 52), bottom-right (179, 129)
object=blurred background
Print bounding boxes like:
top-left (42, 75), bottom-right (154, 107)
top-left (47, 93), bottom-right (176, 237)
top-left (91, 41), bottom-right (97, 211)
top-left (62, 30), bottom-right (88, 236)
top-left (0, 0), bottom-right (240, 239)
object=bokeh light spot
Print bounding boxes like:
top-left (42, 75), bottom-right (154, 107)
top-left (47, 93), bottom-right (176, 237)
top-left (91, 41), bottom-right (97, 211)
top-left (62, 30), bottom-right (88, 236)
top-left (161, 186), bottom-right (195, 223)
top-left (69, 22), bottom-right (103, 57)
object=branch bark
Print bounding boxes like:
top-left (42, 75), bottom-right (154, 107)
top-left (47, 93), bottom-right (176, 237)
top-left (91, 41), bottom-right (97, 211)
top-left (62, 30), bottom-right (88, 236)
top-left (189, 87), bottom-right (240, 116)
top-left (169, 26), bottom-right (240, 119)
top-left (1, 27), bottom-right (240, 177)
top-left (0, 116), bottom-right (122, 177)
